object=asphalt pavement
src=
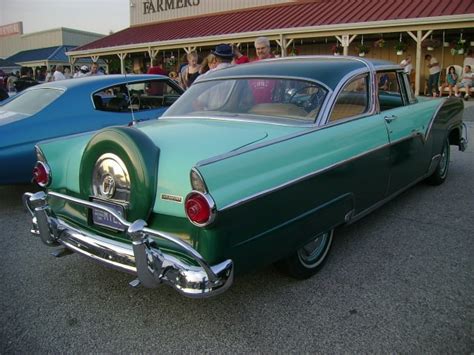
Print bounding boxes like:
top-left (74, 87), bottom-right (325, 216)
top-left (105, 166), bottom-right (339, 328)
top-left (0, 105), bottom-right (473, 353)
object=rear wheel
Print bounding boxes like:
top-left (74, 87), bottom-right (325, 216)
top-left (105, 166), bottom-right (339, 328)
top-left (276, 230), bottom-right (334, 279)
top-left (426, 137), bottom-right (450, 186)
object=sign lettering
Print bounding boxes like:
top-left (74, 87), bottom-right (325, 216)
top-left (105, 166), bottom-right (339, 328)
top-left (143, 0), bottom-right (200, 14)
top-left (0, 22), bottom-right (23, 37)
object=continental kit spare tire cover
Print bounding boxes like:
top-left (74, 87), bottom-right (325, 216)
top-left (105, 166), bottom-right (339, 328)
top-left (80, 126), bottom-right (159, 222)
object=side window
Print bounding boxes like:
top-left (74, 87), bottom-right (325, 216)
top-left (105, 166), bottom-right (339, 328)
top-left (92, 80), bottom-right (181, 112)
top-left (377, 71), bottom-right (404, 111)
top-left (329, 74), bottom-right (369, 122)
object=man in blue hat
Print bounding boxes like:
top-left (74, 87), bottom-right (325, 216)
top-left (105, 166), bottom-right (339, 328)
top-left (207, 44), bottom-right (234, 73)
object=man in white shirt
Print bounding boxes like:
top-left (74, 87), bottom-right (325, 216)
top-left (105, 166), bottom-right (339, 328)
top-left (400, 55), bottom-right (413, 75)
top-left (455, 65), bottom-right (473, 100)
top-left (425, 54), bottom-right (440, 97)
top-left (463, 49), bottom-right (474, 69)
top-left (53, 65), bottom-right (66, 81)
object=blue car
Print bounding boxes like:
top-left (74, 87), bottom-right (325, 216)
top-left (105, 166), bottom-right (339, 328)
top-left (0, 74), bottom-right (183, 184)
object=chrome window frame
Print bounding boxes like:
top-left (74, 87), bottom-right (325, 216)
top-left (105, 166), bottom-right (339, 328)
top-left (320, 71), bottom-right (372, 126)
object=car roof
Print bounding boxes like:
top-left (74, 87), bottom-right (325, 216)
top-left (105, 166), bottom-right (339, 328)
top-left (200, 56), bottom-right (399, 90)
top-left (26, 74), bottom-right (169, 93)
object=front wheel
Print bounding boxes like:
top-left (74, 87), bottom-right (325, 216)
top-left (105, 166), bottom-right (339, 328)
top-left (426, 137), bottom-right (450, 186)
top-left (276, 230), bottom-right (334, 279)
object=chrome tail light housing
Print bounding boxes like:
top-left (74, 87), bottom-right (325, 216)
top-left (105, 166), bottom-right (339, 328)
top-left (185, 191), bottom-right (216, 227)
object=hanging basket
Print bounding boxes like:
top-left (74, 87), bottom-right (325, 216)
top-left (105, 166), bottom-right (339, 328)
top-left (458, 48), bottom-right (464, 55)
top-left (359, 52), bottom-right (366, 57)
top-left (427, 46), bottom-right (434, 51)
top-left (396, 50), bottom-right (404, 56)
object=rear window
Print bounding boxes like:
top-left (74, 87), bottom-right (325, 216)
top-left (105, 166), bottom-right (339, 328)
top-left (1, 88), bottom-right (63, 115)
top-left (163, 78), bottom-right (328, 124)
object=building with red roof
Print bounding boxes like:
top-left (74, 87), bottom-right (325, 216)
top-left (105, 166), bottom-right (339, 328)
top-left (67, 0), bottom-right (474, 95)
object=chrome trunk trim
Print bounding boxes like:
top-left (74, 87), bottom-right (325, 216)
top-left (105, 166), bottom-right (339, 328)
top-left (23, 191), bottom-right (233, 298)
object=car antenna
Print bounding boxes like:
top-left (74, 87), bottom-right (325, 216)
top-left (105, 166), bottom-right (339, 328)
top-left (124, 69), bottom-right (137, 126)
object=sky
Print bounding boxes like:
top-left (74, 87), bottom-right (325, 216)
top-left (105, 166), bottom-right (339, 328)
top-left (0, 0), bottom-right (130, 35)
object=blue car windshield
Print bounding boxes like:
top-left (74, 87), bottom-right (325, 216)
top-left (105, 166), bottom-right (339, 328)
top-left (163, 78), bottom-right (327, 124)
top-left (1, 88), bottom-right (63, 115)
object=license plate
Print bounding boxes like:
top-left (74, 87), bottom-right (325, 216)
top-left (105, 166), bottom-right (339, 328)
top-left (91, 199), bottom-right (126, 231)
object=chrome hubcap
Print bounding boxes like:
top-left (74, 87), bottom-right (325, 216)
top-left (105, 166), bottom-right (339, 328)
top-left (439, 143), bottom-right (449, 176)
top-left (297, 231), bottom-right (332, 268)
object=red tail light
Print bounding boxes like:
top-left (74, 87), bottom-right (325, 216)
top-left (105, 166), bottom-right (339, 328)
top-left (185, 192), bottom-right (215, 226)
top-left (32, 161), bottom-right (51, 187)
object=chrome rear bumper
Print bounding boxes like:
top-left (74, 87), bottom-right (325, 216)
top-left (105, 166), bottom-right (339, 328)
top-left (23, 191), bottom-right (233, 298)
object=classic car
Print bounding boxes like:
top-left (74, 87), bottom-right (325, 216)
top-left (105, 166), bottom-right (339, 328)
top-left (24, 56), bottom-right (468, 298)
top-left (0, 74), bottom-right (183, 184)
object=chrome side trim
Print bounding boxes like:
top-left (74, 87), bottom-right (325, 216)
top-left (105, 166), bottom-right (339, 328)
top-left (220, 141), bottom-right (391, 211)
top-left (23, 191), bottom-right (233, 298)
top-left (165, 115), bottom-right (314, 127)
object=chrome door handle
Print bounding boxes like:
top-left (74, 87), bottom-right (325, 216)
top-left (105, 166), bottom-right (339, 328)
top-left (384, 115), bottom-right (398, 123)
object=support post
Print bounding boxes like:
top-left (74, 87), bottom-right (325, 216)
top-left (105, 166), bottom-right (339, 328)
top-left (336, 35), bottom-right (356, 56)
top-left (183, 47), bottom-right (196, 54)
top-left (276, 34), bottom-right (294, 57)
top-left (148, 48), bottom-right (160, 64)
top-left (408, 30), bottom-right (432, 96)
top-left (117, 53), bottom-right (127, 74)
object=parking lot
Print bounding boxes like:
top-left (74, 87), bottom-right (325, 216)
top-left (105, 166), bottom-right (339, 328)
top-left (0, 112), bottom-right (473, 353)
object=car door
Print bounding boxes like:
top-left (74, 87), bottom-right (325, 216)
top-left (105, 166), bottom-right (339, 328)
top-left (377, 71), bottom-right (432, 195)
top-left (324, 73), bottom-right (391, 215)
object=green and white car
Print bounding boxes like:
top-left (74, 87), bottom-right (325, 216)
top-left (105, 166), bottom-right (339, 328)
top-left (24, 56), bottom-right (468, 298)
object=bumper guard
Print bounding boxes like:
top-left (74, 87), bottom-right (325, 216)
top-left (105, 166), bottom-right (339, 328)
top-left (23, 191), bottom-right (233, 298)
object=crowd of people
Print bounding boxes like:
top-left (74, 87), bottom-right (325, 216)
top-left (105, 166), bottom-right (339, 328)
top-left (1, 36), bottom-right (473, 101)
top-left (424, 49), bottom-right (473, 100)
top-left (146, 37), bottom-right (272, 92)
top-left (0, 62), bottom-right (106, 99)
